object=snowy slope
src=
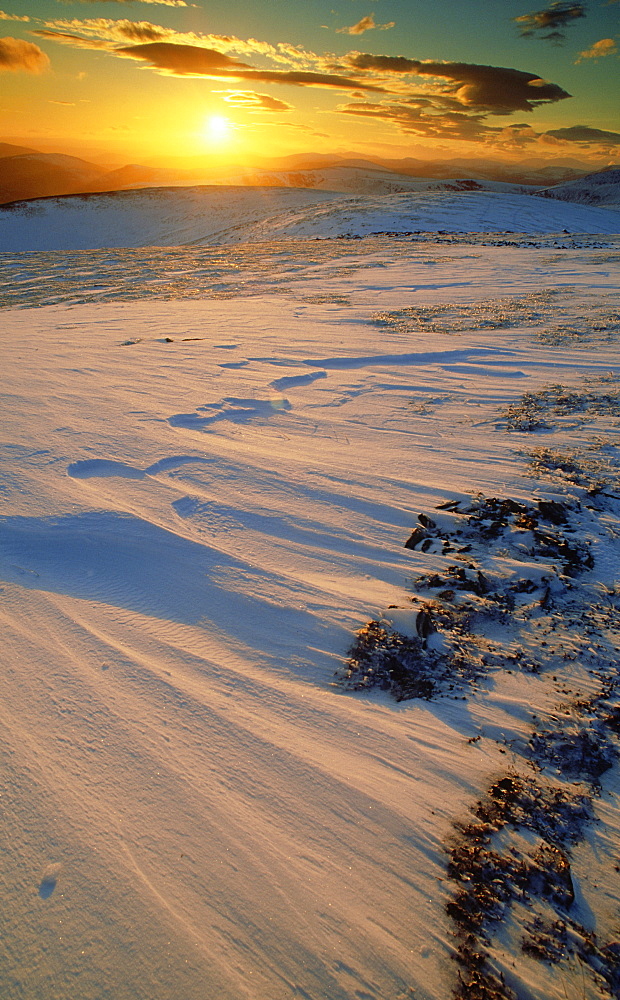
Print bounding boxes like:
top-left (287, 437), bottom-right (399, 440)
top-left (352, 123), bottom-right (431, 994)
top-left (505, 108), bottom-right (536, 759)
top-left (0, 184), bottom-right (618, 252)
top-left (536, 167), bottom-right (620, 211)
top-left (1, 229), bottom-right (620, 1000)
top-left (216, 189), bottom-right (620, 242)
top-left (0, 185), bottom-right (341, 252)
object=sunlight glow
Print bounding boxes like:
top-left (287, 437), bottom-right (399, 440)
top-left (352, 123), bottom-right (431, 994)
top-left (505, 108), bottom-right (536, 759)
top-left (204, 115), bottom-right (231, 145)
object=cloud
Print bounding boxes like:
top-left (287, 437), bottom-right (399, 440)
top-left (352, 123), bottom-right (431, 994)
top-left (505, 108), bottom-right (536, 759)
top-left (36, 23), bottom-right (311, 64)
top-left (337, 14), bottom-right (395, 35)
top-left (0, 36), bottom-right (50, 72)
top-left (32, 29), bottom-right (113, 50)
top-left (35, 17), bottom-right (187, 46)
top-left (576, 36), bottom-right (618, 61)
top-left (337, 100), bottom-right (494, 142)
top-left (36, 18), bottom-right (322, 68)
top-left (222, 90), bottom-right (292, 112)
top-left (34, 18), bottom-right (567, 111)
top-left (56, 0), bottom-right (191, 7)
top-left (544, 124), bottom-right (620, 144)
top-left (513, 2), bottom-right (586, 43)
top-left (0, 10), bottom-right (29, 20)
top-left (347, 54), bottom-right (421, 73)
top-left (104, 20), bottom-right (168, 42)
top-left (233, 68), bottom-right (385, 90)
top-left (495, 122), bottom-right (540, 146)
top-left (347, 54), bottom-right (571, 112)
top-left (337, 103), bottom-right (620, 152)
top-left (27, 15), bottom-right (577, 151)
top-left (116, 41), bottom-right (250, 74)
top-left (249, 119), bottom-right (327, 135)
top-left (116, 41), bottom-right (386, 89)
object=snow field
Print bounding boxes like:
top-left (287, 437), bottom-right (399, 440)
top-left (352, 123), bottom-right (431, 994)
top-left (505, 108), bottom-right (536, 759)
top-left (0, 234), bottom-right (619, 1000)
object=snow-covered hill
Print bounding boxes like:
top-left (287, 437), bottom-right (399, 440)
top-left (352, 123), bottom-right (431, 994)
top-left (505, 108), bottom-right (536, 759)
top-left (536, 167), bottom-right (620, 210)
top-left (214, 189), bottom-right (619, 243)
top-left (0, 186), bottom-right (341, 252)
top-left (1, 184), bottom-right (618, 252)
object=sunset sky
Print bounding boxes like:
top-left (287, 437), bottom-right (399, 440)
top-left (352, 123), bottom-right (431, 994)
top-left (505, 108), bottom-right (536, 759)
top-left (1, 0), bottom-right (618, 167)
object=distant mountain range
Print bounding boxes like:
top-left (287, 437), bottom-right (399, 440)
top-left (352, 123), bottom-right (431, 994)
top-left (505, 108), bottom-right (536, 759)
top-left (1, 140), bottom-right (618, 206)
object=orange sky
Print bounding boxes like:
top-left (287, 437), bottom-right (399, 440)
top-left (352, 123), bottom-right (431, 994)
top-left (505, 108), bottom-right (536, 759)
top-left (1, 0), bottom-right (618, 167)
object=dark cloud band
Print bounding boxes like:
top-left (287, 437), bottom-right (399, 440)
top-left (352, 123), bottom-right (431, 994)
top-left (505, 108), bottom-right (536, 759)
top-left (545, 125), bottom-right (620, 144)
top-left (117, 42), bottom-right (249, 73)
top-left (347, 54), bottom-right (571, 113)
top-left (513, 2), bottom-right (587, 42)
top-left (117, 41), bottom-right (386, 90)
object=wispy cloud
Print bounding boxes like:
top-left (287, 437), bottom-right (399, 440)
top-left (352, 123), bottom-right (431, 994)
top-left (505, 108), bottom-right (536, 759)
top-left (513, 2), bottom-right (586, 43)
top-left (337, 99), bottom-right (494, 142)
top-left (222, 90), bottom-right (292, 112)
top-left (337, 101), bottom-right (620, 152)
top-left (34, 17), bottom-right (191, 47)
top-left (32, 29), bottom-right (112, 50)
top-left (0, 36), bottom-right (49, 72)
top-left (0, 10), bottom-right (29, 21)
top-left (256, 121), bottom-right (328, 136)
top-left (575, 36), bottom-right (618, 61)
top-left (55, 0), bottom-right (192, 7)
top-left (336, 14), bottom-right (395, 36)
top-left (34, 17), bottom-right (322, 68)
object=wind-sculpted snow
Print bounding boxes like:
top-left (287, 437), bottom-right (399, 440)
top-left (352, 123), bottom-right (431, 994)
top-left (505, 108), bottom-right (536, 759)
top-left (300, 347), bottom-right (515, 370)
top-left (1, 234), bottom-right (620, 1000)
top-left (0, 234), bottom-right (618, 311)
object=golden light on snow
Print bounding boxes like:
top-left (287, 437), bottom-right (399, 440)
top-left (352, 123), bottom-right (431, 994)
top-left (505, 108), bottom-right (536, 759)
top-left (2, 177), bottom-right (620, 1000)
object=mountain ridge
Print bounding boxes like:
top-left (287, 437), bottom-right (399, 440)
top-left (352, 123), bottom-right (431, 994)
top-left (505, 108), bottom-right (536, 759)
top-left (1, 140), bottom-right (617, 206)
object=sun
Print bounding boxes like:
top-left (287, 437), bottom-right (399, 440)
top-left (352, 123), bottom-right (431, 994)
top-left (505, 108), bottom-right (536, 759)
top-left (204, 115), bottom-right (231, 145)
